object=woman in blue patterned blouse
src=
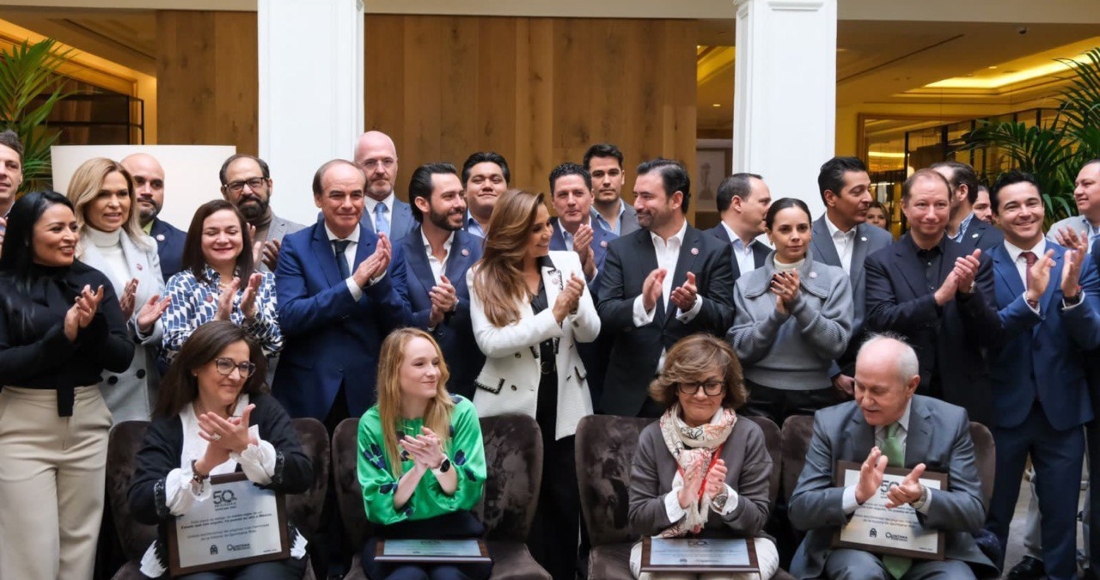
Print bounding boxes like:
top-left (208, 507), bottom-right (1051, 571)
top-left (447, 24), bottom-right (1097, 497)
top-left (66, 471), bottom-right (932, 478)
top-left (162, 200), bottom-right (282, 365)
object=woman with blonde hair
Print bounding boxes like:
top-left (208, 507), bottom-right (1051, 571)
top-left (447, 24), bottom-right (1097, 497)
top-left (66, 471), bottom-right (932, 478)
top-left (468, 188), bottom-right (600, 580)
top-left (67, 157), bottom-right (171, 422)
top-left (357, 327), bottom-right (489, 580)
top-left (628, 334), bottom-right (779, 580)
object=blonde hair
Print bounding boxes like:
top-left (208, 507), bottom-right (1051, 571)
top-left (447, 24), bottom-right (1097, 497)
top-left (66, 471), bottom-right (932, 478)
top-left (67, 157), bottom-right (150, 253)
top-left (472, 189), bottom-right (546, 327)
top-left (376, 328), bottom-right (456, 477)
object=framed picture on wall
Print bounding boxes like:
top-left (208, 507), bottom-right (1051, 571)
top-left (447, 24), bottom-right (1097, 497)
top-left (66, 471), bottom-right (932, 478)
top-left (695, 147), bottom-right (732, 213)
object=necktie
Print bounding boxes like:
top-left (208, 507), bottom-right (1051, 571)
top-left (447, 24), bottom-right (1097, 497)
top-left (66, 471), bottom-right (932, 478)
top-left (375, 203), bottom-right (390, 238)
top-left (332, 240), bottom-right (352, 280)
top-left (881, 422), bottom-right (911, 579)
top-left (1021, 251), bottom-right (1037, 290)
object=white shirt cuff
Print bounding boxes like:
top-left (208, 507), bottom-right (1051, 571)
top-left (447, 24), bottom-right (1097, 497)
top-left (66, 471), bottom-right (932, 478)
top-left (1021, 292), bottom-right (1040, 314)
top-left (664, 488), bottom-right (687, 523)
top-left (842, 485), bottom-right (861, 515)
top-left (165, 465), bottom-right (212, 516)
top-left (230, 428), bottom-right (276, 485)
top-left (676, 295), bottom-right (704, 323)
top-left (345, 277), bottom-right (364, 301)
top-left (633, 295), bottom-right (657, 327)
top-left (917, 487), bottom-right (933, 515)
top-left (718, 484), bottom-right (741, 516)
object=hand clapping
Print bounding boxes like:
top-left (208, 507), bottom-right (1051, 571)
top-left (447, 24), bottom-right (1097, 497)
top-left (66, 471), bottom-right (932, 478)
top-left (398, 426), bottom-right (447, 471)
top-left (63, 284), bottom-right (105, 342)
top-left (551, 273), bottom-right (585, 323)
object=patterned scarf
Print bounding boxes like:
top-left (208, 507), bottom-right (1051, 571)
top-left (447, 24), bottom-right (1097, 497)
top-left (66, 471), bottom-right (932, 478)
top-left (657, 404), bottom-right (738, 537)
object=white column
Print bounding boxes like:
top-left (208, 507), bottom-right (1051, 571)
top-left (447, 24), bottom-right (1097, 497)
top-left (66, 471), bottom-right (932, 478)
top-left (733, 0), bottom-right (836, 217)
top-left (258, 0), bottom-right (364, 223)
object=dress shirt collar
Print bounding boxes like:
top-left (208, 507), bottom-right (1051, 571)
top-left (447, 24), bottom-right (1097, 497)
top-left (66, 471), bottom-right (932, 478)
top-left (465, 210), bottom-right (486, 237)
top-left (1004, 237), bottom-right (1046, 264)
top-left (949, 212), bottom-right (975, 243)
top-left (364, 193), bottom-right (395, 215)
top-left (324, 223), bottom-right (360, 244)
top-left (421, 229), bottom-right (454, 256)
top-left (875, 399), bottom-right (912, 437)
top-left (825, 215), bottom-right (856, 238)
top-left (650, 219), bottom-right (688, 248)
top-left (721, 221), bottom-right (753, 252)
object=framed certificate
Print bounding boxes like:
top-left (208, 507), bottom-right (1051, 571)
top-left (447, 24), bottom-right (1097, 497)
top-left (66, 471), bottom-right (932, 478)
top-left (832, 460), bottom-right (949, 560)
top-left (168, 472), bottom-right (290, 576)
top-left (375, 539), bottom-right (492, 563)
top-left (640, 537), bottom-right (759, 573)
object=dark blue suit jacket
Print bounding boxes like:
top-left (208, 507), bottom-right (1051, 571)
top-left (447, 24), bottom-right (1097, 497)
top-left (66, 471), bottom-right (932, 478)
top-left (392, 227), bottom-right (484, 399)
top-left (360, 198), bottom-right (416, 242)
top-left (864, 235), bottom-right (1001, 426)
top-left (149, 218), bottom-right (187, 282)
top-left (549, 218), bottom-right (617, 297)
top-left (957, 218), bottom-right (1004, 253)
top-left (987, 242), bottom-right (1100, 430)
top-left (705, 224), bottom-right (770, 282)
top-left (273, 217), bottom-right (410, 419)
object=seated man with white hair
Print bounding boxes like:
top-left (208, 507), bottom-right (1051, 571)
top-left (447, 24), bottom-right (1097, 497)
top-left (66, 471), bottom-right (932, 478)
top-left (788, 333), bottom-right (997, 580)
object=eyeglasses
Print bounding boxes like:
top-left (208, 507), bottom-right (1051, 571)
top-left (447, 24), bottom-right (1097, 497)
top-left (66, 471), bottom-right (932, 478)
top-left (360, 157), bottom-right (396, 171)
top-left (226, 178), bottom-right (267, 193)
top-left (677, 380), bottom-right (725, 396)
top-left (213, 358), bottom-right (256, 378)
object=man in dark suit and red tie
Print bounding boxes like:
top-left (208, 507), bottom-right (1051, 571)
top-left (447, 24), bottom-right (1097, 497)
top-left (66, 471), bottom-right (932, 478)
top-left (392, 162), bottom-right (485, 399)
top-left (597, 158), bottom-right (735, 418)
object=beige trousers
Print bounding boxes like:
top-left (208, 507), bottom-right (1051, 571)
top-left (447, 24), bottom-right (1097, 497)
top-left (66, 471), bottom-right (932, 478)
top-left (0, 386), bottom-right (112, 580)
top-left (630, 537), bottom-right (780, 580)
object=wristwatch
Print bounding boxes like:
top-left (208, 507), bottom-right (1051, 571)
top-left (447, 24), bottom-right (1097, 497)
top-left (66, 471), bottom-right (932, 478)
top-left (435, 457), bottom-right (452, 473)
top-left (711, 492), bottom-right (729, 513)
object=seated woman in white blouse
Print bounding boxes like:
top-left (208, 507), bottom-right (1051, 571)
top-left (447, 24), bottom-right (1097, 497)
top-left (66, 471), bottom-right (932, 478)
top-left (128, 320), bottom-right (313, 579)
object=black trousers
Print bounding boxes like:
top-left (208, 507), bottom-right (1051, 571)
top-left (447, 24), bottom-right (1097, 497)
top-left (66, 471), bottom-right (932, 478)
top-left (741, 380), bottom-right (838, 428)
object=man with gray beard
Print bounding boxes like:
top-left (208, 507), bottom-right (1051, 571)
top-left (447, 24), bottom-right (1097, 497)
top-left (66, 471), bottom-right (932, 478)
top-left (219, 154), bottom-right (305, 272)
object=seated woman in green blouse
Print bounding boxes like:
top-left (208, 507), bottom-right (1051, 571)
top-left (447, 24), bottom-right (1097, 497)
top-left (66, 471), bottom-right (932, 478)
top-left (358, 327), bottom-right (491, 580)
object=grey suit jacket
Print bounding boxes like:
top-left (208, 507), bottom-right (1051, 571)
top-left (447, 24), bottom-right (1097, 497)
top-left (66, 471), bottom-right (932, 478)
top-left (629, 417), bottom-right (773, 539)
top-left (1047, 215), bottom-right (1096, 246)
top-left (809, 216), bottom-right (892, 373)
top-left (258, 213), bottom-right (307, 273)
top-left (78, 230), bottom-right (165, 423)
top-left (788, 395), bottom-right (996, 579)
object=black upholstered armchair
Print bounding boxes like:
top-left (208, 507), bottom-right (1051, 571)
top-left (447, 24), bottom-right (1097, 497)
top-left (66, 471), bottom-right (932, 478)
top-left (105, 418), bottom-right (327, 580)
top-left (332, 413), bottom-right (550, 580)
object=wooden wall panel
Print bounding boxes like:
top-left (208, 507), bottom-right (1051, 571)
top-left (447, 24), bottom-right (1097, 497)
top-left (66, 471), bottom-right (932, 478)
top-left (156, 11), bottom-right (258, 153)
top-left (364, 15), bottom-right (697, 216)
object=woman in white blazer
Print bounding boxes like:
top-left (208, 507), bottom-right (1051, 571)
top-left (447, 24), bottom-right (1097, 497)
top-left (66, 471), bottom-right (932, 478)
top-left (468, 189), bottom-right (599, 580)
top-left (68, 158), bottom-right (171, 423)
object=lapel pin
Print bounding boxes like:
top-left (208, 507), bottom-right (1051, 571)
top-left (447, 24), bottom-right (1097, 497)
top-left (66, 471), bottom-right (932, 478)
top-left (461, 248), bottom-right (469, 257)
top-left (860, 237), bottom-right (867, 242)
top-left (691, 247), bottom-right (699, 255)
top-left (156, 234), bottom-right (165, 242)
top-left (972, 233), bottom-right (979, 238)
top-left (136, 264), bottom-right (143, 271)
top-left (600, 240), bottom-right (608, 248)
top-left (809, 271), bottom-right (818, 279)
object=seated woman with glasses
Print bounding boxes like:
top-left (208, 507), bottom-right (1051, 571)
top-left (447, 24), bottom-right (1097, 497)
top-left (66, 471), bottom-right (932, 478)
top-left (727, 198), bottom-right (852, 427)
top-left (129, 320), bottom-right (313, 579)
top-left (357, 328), bottom-right (490, 580)
top-left (628, 334), bottom-right (779, 580)
top-left (162, 200), bottom-right (282, 365)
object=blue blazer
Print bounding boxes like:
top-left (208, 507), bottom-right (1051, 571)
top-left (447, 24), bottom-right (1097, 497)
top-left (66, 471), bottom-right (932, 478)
top-left (392, 227), bottom-right (485, 399)
top-left (360, 198), bottom-right (416, 242)
top-left (987, 242), bottom-right (1100, 431)
top-left (273, 217), bottom-right (411, 419)
top-left (149, 218), bottom-right (186, 282)
top-left (549, 217), bottom-right (617, 298)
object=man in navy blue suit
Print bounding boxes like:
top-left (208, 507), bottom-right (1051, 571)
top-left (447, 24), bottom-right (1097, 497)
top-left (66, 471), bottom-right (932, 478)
top-left (121, 153), bottom-right (186, 281)
top-left (354, 130), bottom-right (416, 242)
top-left (273, 159), bottom-right (409, 426)
top-left (982, 170), bottom-right (1100, 580)
top-left (548, 161), bottom-right (617, 411)
top-left (706, 172), bottom-right (772, 282)
top-left (393, 163), bottom-right (484, 399)
top-left (931, 161), bottom-right (1004, 252)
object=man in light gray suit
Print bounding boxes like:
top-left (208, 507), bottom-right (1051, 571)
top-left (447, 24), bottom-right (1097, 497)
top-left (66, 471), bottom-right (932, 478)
top-left (354, 130), bottom-right (416, 241)
top-left (809, 156), bottom-right (892, 395)
top-left (219, 154), bottom-right (306, 273)
top-left (788, 334), bottom-right (997, 580)
top-left (1048, 158), bottom-right (1100, 252)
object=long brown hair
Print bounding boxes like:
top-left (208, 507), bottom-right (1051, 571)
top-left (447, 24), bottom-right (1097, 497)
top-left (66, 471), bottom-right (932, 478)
top-left (376, 328), bottom-right (455, 477)
top-left (155, 321), bottom-right (269, 418)
top-left (472, 189), bottom-right (545, 327)
top-left (648, 333), bottom-right (747, 410)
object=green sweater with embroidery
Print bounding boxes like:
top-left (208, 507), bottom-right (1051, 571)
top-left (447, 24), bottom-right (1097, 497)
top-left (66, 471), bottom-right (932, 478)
top-left (357, 396), bottom-right (486, 525)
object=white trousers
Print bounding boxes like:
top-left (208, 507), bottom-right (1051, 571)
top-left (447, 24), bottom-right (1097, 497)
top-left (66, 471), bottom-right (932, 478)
top-left (0, 386), bottom-right (112, 580)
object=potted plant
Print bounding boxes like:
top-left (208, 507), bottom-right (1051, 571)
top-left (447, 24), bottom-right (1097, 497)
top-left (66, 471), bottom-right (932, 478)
top-left (0, 38), bottom-right (72, 194)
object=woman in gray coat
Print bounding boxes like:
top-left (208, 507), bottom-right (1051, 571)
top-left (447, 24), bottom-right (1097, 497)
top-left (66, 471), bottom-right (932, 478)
top-left (68, 158), bottom-right (171, 423)
top-left (628, 334), bottom-right (778, 579)
top-left (727, 198), bottom-right (852, 427)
